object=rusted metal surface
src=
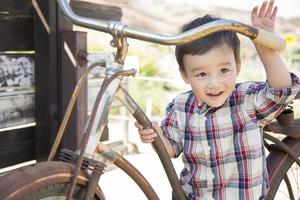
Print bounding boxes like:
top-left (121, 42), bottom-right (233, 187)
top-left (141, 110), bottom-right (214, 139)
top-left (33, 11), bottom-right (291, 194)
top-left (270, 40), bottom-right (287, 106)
top-left (283, 176), bottom-right (294, 200)
top-left (56, 0), bottom-right (290, 52)
top-left (48, 62), bottom-right (105, 161)
top-left (115, 85), bottom-right (186, 199)
top-left (83, 164), bottom-right (104, 200)
top-left (265, 135), bottom-right (300, 200)
top-left (266, 136), bottom-right (300, 188)
top-left (57, 148), bottom-right (106, 200)
top-left (264, 133), bottom-right (300, 167)
top-left (134, 108), bottom-right (187, 200)
top-left (264, 119), bottom-right (300, 139)
top-left (57, 0), bottom-right (258, 45)
top-left (0, 161), bottom-right (105, 199)
top-left (67, 69), bottom-right (124, 198)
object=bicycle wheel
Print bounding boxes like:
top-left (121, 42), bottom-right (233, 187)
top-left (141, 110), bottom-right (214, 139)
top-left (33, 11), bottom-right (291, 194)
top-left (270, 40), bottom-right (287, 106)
top-left (0, 161), bottom-right (105, 200)
top-left (266, 137), bottom-right (300, 200)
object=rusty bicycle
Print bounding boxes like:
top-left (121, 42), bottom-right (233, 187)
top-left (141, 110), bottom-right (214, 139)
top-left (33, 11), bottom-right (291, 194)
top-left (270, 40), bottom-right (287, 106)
top-left (0, 0), bottom-right (299, 199)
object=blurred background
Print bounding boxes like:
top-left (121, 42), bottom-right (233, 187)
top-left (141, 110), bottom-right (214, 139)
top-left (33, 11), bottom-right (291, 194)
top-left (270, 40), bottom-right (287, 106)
top-left (79, 0), bottom-right (300, 119)
top-left (0, 0), bottom-right (299, 199)
top-left (73, 1), bottom-right (300, 199)
top-left (77, 0), bottom-right (300, 145)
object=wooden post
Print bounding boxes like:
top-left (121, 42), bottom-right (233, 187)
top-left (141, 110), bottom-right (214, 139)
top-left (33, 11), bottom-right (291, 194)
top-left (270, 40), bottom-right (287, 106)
top-left (34, 0), bottom-right (122, 160)
top-left (34, 0), bottom-right (73, 161)
top-left (59, 31), bottom-right (87, 151)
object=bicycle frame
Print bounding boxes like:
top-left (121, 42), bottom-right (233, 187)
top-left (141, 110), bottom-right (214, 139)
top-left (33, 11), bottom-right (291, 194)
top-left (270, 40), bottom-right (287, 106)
top-left (50, 0), bottom-right (293, 199)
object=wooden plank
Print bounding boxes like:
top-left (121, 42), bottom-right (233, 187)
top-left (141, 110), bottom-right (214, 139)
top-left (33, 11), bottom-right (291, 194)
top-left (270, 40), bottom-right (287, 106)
top-left (34, 0), bottom-right (73, 161)
top-left (0, 91), bottom-right (34, 129)
top-left (0, 126), bottom-right (35, 168)
top-left (0, 54), bottom-right (35, 129)
top-left (59, 31), bottom-right (87, 151)
top-left (0, 0), bottom-right (33, 51)
top-left (0, 0), bottom-right (32, 15)
top-left (0, 55), bottom-right (34, 87)
top-left (0, 18), bottom-right (33, 51)
top-left (70, 1), bottom-right (122, 21)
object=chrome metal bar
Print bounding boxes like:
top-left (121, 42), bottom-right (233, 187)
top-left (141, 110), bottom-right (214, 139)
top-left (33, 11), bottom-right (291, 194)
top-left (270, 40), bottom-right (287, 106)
top-left (67, 67), bottom-right (127, 198)
top-left (57, 0), bottom-right (257, 45)
top-left (115, 86), bottom-right (139, 115)
top-left (48, 62), bottom-right (104, 161)
top-left (57, 0), bottom-right (286, 50)
top-left (85, 78), bottom-right (122, 155)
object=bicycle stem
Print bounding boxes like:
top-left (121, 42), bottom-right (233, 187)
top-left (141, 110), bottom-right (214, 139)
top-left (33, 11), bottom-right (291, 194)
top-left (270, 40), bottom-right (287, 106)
top-left (57, 0), bottom-right (286, 51)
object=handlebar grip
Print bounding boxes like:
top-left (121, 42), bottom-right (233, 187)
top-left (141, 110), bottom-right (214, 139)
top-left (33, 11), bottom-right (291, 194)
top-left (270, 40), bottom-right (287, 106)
top-left (252, 28), bottom-right (286, 51)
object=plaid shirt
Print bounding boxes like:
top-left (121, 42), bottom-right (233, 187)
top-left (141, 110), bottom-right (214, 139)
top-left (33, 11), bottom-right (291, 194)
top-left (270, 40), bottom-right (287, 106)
top-left (161, 73), bottom-right (300, 200)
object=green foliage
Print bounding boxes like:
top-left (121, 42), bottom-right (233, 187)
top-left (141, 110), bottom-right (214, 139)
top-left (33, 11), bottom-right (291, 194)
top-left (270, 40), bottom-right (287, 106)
top-left (128, 80), bottom-right (169, 116)
top-left (88, 45), bottom-right (104, 52)
top-left (138, 57), bottom-right (160, 77)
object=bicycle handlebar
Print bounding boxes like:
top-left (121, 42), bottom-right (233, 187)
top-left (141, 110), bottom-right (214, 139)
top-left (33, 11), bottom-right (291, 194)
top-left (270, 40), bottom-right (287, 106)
top-left (57, 0), bottom-right (286, 51)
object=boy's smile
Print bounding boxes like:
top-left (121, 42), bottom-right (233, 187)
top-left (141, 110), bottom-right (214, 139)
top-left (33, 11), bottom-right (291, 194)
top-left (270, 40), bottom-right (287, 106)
top-left (181, 43), bottom-right (240, 108)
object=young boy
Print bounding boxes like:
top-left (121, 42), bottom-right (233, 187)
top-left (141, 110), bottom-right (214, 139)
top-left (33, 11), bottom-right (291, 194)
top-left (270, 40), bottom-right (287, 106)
top-left (135, 0), bottom-right (300, 199)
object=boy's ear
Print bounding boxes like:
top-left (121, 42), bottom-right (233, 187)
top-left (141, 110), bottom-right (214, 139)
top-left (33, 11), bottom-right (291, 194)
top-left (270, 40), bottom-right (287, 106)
top-left (180, 69), bottom-right (190, 84)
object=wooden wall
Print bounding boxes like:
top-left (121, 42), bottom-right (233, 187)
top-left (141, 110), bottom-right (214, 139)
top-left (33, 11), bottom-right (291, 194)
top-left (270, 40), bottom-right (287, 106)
top-left (0, 0), bottom-right (33, 51)
top-left (0, 0), bottom-right (122, 168)
top-left (0, 0), bottom-right (35, 168)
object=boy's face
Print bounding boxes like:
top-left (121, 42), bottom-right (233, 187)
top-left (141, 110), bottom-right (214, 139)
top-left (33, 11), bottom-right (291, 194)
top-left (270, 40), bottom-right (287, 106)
top-left (181, 43), bottom-right (240, 108)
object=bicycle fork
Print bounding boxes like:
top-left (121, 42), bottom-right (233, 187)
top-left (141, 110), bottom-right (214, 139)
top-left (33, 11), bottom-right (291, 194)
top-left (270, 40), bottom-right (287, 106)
top-left (66, 67), bottom-right (136, 199)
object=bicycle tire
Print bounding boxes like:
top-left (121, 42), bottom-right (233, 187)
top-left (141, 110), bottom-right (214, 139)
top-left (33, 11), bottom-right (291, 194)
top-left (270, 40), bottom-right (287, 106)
top-left (0, 161), bottom-right (105, 200)
top-left (266, 137), bottom-right (300, 200)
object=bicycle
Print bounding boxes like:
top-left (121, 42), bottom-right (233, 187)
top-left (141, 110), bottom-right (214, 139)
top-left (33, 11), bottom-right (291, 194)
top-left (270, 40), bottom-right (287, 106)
top-left (0, 0), bottom-right (299, 199)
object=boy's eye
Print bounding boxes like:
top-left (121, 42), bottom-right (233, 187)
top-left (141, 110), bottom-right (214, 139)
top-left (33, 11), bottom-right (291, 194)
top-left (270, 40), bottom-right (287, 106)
top-left (221, 68), bottom-right (229, 73)
top-left (196, 72), bottom-right (207, 77)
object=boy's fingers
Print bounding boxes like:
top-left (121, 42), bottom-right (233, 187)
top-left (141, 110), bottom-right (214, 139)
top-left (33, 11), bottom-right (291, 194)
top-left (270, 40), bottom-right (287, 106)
top-left (251, 6), bottom-right (259, 18)
top-left (258, 1), bottom-right (268, 17)
top-left (141, 138), bottom-right (155, 143)
top-left (265, 0), bottom-right (275, 17)
top-left (140, 130), bottom-right (157, 143)
top-left (270, 6), bottom-right (278, 20)
top-left (139, 129), bottom-right (156, 135)
top-left (151, 121), bottom-right (159, 130)
top-left (140, 132), bottom-right (157, 140)
top-left (134, 122), bottom-right (143, 130)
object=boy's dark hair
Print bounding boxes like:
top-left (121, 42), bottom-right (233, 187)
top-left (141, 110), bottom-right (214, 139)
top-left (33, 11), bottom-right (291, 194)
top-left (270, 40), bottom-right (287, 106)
top-left (175, 15), bottom-right (241, 71)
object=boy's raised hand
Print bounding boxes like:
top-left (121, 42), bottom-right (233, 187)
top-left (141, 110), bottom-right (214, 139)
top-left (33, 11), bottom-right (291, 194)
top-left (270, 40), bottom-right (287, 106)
top-left (251, 0), bottom-right (277, 33)
top-left (134, 121), bottom-right (158, 143)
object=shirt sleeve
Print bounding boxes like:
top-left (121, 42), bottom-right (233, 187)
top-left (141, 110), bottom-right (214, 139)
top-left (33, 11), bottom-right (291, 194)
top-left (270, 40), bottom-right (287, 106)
top-left (244, 73), bottom-right (300, 126)
top-left (160, 100), bottom-right (183, 157)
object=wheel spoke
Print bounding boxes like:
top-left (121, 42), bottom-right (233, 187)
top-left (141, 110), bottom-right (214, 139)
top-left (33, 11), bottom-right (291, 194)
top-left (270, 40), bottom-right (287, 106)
top-left (277, 187), bottom-right (291, 199)
top-left (284, 175), bottom-right (295, 200)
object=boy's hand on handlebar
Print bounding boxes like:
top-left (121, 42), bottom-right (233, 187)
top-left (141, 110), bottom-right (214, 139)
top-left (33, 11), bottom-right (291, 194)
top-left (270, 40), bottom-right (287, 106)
top-left (251, 0), bottom-right (277, 33)
top-left (134, 121), bottom-right (159, 143)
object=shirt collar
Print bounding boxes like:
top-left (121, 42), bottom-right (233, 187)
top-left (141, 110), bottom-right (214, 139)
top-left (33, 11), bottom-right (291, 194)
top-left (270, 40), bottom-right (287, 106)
top-left (192, 92), bottom-right (232, 114)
